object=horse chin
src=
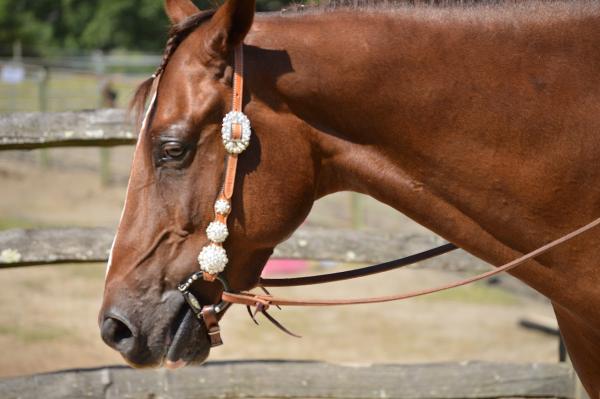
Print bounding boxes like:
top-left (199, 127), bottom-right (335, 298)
top-left (116, 304), bottom-right (211, 370)
top-left (163, 306), bottom-right (211, 368)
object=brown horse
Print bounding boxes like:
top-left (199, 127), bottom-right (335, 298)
top-left (100, 0), bottom-right (600, 394)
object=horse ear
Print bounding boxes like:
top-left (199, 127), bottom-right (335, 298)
top-left (206, 0), bottom-right (256, 55)
top-left (164, 0), bottom-right (200, 24)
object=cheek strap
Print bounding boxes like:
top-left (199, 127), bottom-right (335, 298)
top-left (178, 43), bottom-right (248, 348)
top-left (196, 43), bottom-right (249, 280)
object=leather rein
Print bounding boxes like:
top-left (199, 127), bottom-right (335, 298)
top-left (142, 43), bottom-right (600, 347)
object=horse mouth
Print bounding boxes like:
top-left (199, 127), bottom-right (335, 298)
top-left (164, 304), bottom-right (211, 369)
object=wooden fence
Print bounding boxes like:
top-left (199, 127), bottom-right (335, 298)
top-left (0, 360), bottom-right (577, 399)
top-left (0, 109), bottom-right (492, 271)
top-left (0, 109), bottom-right (134, 150)
top-left (0, 225), bottom-right (486, 270)
top-left (0, 110), bottom-right (584, 399)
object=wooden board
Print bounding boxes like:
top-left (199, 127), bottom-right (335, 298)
top-left (0, 109), bottom-right (135, 150)
top-left (0, 361), bottom-right (575, 399)
top-left (0, 226), bottom-right (487, 271)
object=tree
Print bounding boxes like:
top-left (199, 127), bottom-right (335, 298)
top-left (0, 0), bottom-right (296, 56)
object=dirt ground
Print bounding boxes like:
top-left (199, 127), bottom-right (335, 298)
top-left (0, 148), bottom-right (559, 378)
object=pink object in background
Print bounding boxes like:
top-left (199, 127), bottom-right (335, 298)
top-left (262, 259), bottom-right (309, 276)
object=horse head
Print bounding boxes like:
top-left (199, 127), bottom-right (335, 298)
top-left (99, 0), bottom-right (317, 368)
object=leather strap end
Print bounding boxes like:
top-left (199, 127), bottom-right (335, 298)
top-left (201, 306), bottom-right (223, 347)
top-left (207, 326), bottom-right (223, 347)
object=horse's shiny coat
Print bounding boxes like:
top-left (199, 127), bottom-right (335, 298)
top-left (100, 1), bottom-right (600, 394)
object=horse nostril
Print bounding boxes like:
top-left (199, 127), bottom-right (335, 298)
top-left (101, 314), bottom-right (136, 353)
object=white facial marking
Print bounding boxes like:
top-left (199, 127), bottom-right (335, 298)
top-left (105, 85), bottom-right (159, 279)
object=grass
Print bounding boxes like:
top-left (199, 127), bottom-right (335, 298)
top-left (0, 217), bottom-right (41, 230)
top-left (417, 282), bottom-right (519, 306)
top-left (0, 324), bottom-right (71, 343)
top-left (0, 72), bottom-right (141, 113)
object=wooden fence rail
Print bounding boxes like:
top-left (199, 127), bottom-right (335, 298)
top-left (0, 109), bottom-right (134, 150)
top-left (0, 226), bottom-right (487, 271)
top-left (0, 360), bottom-right (576, 399)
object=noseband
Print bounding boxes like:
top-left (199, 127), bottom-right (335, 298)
top-left (142, 43), bottom-right (600, 348)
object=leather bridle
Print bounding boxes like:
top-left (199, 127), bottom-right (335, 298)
top-left (141, 43), bottom-right (600, 347)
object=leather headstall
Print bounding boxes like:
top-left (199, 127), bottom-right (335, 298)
top-left (176, 43), bottom-right (248, 347)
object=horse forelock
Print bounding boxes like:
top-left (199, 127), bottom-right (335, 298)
top-left (129, 9), bottom-right (217, 130)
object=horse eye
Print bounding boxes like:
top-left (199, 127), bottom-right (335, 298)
top-left (162, 141), bottom-right (186, 160)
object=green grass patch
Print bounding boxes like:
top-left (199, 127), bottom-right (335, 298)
top-left (417, 282), bottom-right (519, 306)
top-left (0, 72), bottom-right (140, 113)
top-left (0, 217), bottom-right (41, 230)
top-left (0, 324), bottom-right (71, 343)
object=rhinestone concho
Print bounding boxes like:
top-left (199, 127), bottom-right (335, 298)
top-left (214, 199), bottom-right (231, 216)
top-left (198, 244), bottom-right (229, 275)
top-left (206, 221), bottom-right (229, 243)
top-left (221, 111), bottom-right (251, 154)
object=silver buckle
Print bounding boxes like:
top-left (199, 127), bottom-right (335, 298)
top-left (221, 111), bottom-right (251, 154)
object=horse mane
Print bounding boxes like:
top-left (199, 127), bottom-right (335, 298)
top-left (281, 0), bottom-right (487, 14)
top-left (280, 0), bottom-right (591, 13)
top-left (129, 9), bottom-right (216, 128)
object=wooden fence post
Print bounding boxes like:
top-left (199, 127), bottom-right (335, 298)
top-left (350, 193), bottom-right (363, 229)
top-left (37, 66), bottom-right (51, 168)
top-left (94, 50), bottom-right (115, 187)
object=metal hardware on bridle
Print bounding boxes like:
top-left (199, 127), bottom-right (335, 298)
top-left (178, 273), bottom-right (230, 347)
top-left (168, 42), bottom-right (600, 348)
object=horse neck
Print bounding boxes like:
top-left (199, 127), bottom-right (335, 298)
top-left (246, 7), bottom-right (600, 309)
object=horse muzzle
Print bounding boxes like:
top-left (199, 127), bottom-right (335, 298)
top-left (99, 289), bottom-right (212, 368)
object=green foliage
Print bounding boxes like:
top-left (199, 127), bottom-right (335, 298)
top-left (0, 0), bottom-right (295, 56)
